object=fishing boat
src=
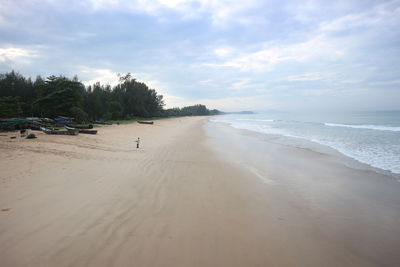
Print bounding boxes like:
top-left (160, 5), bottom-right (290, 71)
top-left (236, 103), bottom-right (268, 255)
top-left (78, 129), bottom-right (97, 134)
top-left (30, 121), bottom-right (54, 131)
top-left (66, 124), bottom-right (93, 129)
top-left (41, 127), bottom-right (79, 135)
top-left (64, 126), bottom-right (97, 134)
top-left (137, 121), bottom-right (154, 125)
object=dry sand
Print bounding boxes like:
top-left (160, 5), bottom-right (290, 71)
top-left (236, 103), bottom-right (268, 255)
top-left (1, 117), bottom-right (399, 267)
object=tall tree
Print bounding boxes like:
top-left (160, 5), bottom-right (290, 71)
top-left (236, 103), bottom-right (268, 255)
top-left (0, 71), bottom-right (220, 120)
top-left (35, 76), bottom-right (84, 117)
top-left (0, 96), bottom-right (23, 118)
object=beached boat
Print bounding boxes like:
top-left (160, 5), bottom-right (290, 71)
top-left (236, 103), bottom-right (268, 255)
top-left (137, 121), bottom-right (154, 125)
top-left (64, 126), bottom-right (97, 134)
top-left (30, 125), bottom-right (42, 131)
top-left (41, 127), bottom-right (79, 135)
top-left (30, 121), bottom-right (55, 131)
top-left (66, 124), bottom-right (93, 129)
top-left (78, 129), bottom-right (97, 134)
top-left (0, 119), bottom-right (31, 131)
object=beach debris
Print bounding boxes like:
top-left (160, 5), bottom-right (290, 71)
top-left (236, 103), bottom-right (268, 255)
top-left (135, 137), bottom-right (140, 148)
top-left (10, 136), bottom-right (16, 139)
top-left (26, 133), bottom-right (37, 139)
top-left (20, 129), bottom-right (27, 137)
top-left (1, 208), bottom-right (11, 212)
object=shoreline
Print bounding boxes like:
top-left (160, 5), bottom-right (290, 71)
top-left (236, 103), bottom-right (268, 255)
top-left (209, 118), bottom-right (400, 180)
top-left (1, 116), bottom-right (400, 266)
top-left (205, 119), bottom-right (400, 265)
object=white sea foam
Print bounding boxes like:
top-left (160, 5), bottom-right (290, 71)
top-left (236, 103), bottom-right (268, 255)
top-left (223, 120), bottom-right (305, 140)
top-left (325, 123), bottom-right (400, 132)
top-left (313, 139), bottom-right (400, 175)
top-left (211, 116), bottom-right (400, 175)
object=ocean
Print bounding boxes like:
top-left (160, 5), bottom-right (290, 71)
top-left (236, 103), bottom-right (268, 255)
top-left (211, 111), bottom-right (400, 176)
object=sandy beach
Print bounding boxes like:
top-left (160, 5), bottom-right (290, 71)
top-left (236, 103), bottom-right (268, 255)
top-left (1, 116), bottom-right (400, 267)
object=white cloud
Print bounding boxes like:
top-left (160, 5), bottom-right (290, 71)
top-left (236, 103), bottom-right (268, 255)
top-left (79, 66), bottom-right (171, 90)
top-left (0, 46), bottom-right (40, 64)
top-left (204, 1), bottom-right (399, 74)
top-left (162, 94), bottom-right (187, 108)
top-left (79, 67), bottom-right (119, 86)
top-left (200, 0), bottom-right (261, 24)
top-left (319, 14), bottom-right (371, 32)
top-left (302, 88), bottom-right (335, 96)
top-left (231, 78), bottom-right (252, 91)
top-left (87, 0), bottom-right (262, 24)
top-left (4, 0), bottom-right (263, 25)
top-left (205, 34), bottom-right (345, 72)
top-left (369, 79), bottom-right (400, 85)
top-left (287, 72), bottom-right (339, 82)
top-left (78, 66), bottom-right (180, 106)
top-left (2, 0), bottom-right (399, 112)
top-left (214, 47), bottom-right (236, 57)
top-left (318, 0), bottom-right (400, 33)
top-left (198, 79), bottom-right (214, 85)
top-left (89, 0), bottom-right (119, 9)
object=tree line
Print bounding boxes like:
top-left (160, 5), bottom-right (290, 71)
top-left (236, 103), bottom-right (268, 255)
top-left (0, 71), bottom-right (221, 121)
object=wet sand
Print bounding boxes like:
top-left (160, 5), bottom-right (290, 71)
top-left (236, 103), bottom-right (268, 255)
top-left (1, 117), bottom-right (399, 266)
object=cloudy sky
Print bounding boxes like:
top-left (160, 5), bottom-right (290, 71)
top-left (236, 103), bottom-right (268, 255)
top-left (1, 0), bottom-right (399, 111)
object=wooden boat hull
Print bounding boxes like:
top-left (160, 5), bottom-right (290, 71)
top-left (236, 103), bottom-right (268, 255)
top-left (137, 121), bottom-right (154, 125)
top-left (43, 129), bottom-right (79, 135)
top-left (78, 129), bottom-right (97, 134)
top-left (64, 126), bottom-right (97, 134)
top-left (66, 124), bottom-right (93, 129)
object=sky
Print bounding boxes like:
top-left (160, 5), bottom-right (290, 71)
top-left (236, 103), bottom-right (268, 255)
top-left (0, 0), bottom-right (399, 111)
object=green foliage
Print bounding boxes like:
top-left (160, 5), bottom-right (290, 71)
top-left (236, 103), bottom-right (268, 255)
top-left (69, 106), bottom-right (88, 123)
top-left (0, 70), bottom-right (222, 121)
top-left (112, 76), bottom-right (165, 118)
top-left (164, 104), bottom-right (222, 117)
top-left (35, 76), bottom-right (84, 117)
top-left (210, 109), bottom-right (222, 115)
top-left (103, 112), bottom-right (112, 121)
top-left (181, 104), bottom-right (209, 116)
top-left (0, 71), bottom-right (36, 116)
top-left (0, 96), bottom-right (23, 118)
top-left (109, 101), bottom-right (123, 120)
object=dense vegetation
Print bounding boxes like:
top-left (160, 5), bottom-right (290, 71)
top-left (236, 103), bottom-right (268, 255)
top-left (0, 71), bottom-right (221, 120)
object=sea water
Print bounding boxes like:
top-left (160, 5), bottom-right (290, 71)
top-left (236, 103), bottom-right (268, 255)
top-left (211, 111), bottom-right (400, 175)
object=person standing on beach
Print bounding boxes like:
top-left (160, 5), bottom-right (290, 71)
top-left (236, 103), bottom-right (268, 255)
top-left (135, 137), bottom-right (140, 148)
